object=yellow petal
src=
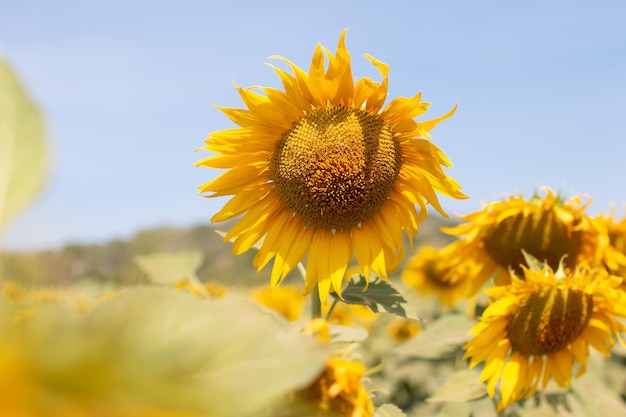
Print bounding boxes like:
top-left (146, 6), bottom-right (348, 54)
top-left (328, 231), bottom-right (352, 300)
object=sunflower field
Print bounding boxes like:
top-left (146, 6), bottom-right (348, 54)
top-left (2, 31), bottom-right (626, 417)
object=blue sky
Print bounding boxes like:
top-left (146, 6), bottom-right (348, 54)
top-left (1, 1), bottom-right (625, 250)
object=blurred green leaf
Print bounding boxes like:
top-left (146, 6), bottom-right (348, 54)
top-left (427, 370), bottom-right (487, 403)
top-left (434, 402), bottom-right (472, 417)
top-left (134, 249), bottom-right (203, 284)
top-left (394, 313), bottom-right (475, 359)
top-left (329, 324), bottom-right (369, 343)
top-left (374, 403), bottom-right (407, 417)
top-left (517, 399), bottom-right (567, 417)
top-left (331, 275), bottom-right (420, 320)
top-left (3, 287), bottom-right (329, 417)
top-left (0, 52), bottom-right (48, 235)
top-left (568, 378), bottom-right (626, 417)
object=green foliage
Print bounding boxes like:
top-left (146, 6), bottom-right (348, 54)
top-left (433, 402), bottom-right (473, 417)
top-left (1, 287), bottom-right (329, 416)
top-left (331, 274), bottom-right (420, 320)
top-left (373, 403), bottom-right (407, 417)
top-left (427, 370), bottom-right (486, 403)
top-left (394, 313), bottom-right (475, 360)
top-left (0, 52), bottom-right (48, 236)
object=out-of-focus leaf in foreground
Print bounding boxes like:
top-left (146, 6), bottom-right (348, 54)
top-left (0, 287), bottom-right (329, 417)
top-left (331, 275), bottom-right (420, 320)
top-left (427, 370), bottom-right (486, 403)
top-left (0, 52), bottom-right (48, 236)
top-left (433, 402), bottom-right (472, 417)
top-left (394, 313), bottom-right (475, 359)
top-left (374, 403), bottom-right (407, 417)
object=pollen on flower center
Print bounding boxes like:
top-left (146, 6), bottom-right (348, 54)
top-left (482, 210), bottom-right (583, 274)
top-left (271, 105), bottom-right (401, 230)
top-left (506, 287), bottom-right (593, 356)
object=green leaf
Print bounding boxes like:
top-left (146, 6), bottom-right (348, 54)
top-left (331, 274), bottom-right (420, 320)
top-left (427, 370), bottom-right (487, 403)
top-left (567, 375), bottom-right (626, 417)
top-left (374, 403), bottom-right (408, 417)
top-left (435, 402), bottom-right (473, 417)
top-left (517, 399), bottom-right (567, 417)
top-left (0, 52), bottom-right (49, 235)
top-left (134, 249), bottom-right (204, 284)
top-left (328, 324), bottom-right (369, 343)
top-left (394, 313), bottom-right (476, 359)
top-left (5, 287), bottom-right (329, 417)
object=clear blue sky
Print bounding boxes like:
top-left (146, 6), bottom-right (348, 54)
top-left (1, 1), bottom-right (625, 250)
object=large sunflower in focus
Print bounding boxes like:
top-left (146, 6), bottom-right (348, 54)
top-left (463, 255), bottom-right (626, 410)
top-left (442, 187), bottom-right (616, 289)
top-left (196, 31), bottom-right (466, 302)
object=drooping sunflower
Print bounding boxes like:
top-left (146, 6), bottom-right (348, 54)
top-left (196, 30), bottom-right (466, 302)
top-left (463, 255), bottom-right (626, 410)
top-left (442, 187), bottom-right (617, 289)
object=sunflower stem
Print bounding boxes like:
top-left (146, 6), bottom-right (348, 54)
top-left (311, 284), bottom-right (322, 319)
top-left (492, 396), bottom-right (505, 417)
top-left (297, 262), bottom-right (307, 283)
top-left (325, 298), bottom-right (339, 321)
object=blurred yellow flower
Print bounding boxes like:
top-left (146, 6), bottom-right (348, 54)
top-left (386, 317), bottom-right (421, 342)
top-left (593, 212), bottom-right (626, 279)
top-left (296, 358), bottom-right (374, 417)
top-left (173, 278), bottom-right (228, 298)
top-left (251, 285), bottom-right (305, 321)
top-left (196, 30), bottom-right (466, 303)
top-left (402, 243), bottom-right (481, 307)
top-left (463, 258), bottom-right (626, 410)
top-left (326, 301), bottom-right (376, 329)
top-left (443, 187), bottom-right (615, 289)
top-left (2, 280), bottom-right (113, 316)
top-left (302, 318), bottom-right (332, 343)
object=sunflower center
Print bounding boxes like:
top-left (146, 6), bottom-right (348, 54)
top-left (271, 105), bottom-right (401, 230)
top-left (506, 287), bottom-right (593, 356)
top-left (482, 210), bottom-right (583, 274)
top-left (426, 262), bottom-right (458, 289)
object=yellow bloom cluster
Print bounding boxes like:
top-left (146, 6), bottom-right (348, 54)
top-left (401, 186), bottom-right (626, 410)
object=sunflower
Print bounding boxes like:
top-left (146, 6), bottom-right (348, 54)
top-left (294, 357), bottom-right (374, 417)
top-left (463, 254), bottom-right (626, 410)
top-left (442, 187), bottom-right (616, 290)
top-left (401, 242), bottom-right (483, 307)
top-left (196, 30), bottom-right (466, 302)
top-left (251, 284), bottom-right (305, 321)
top-left (593, 212), bottom-right (626, 278)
